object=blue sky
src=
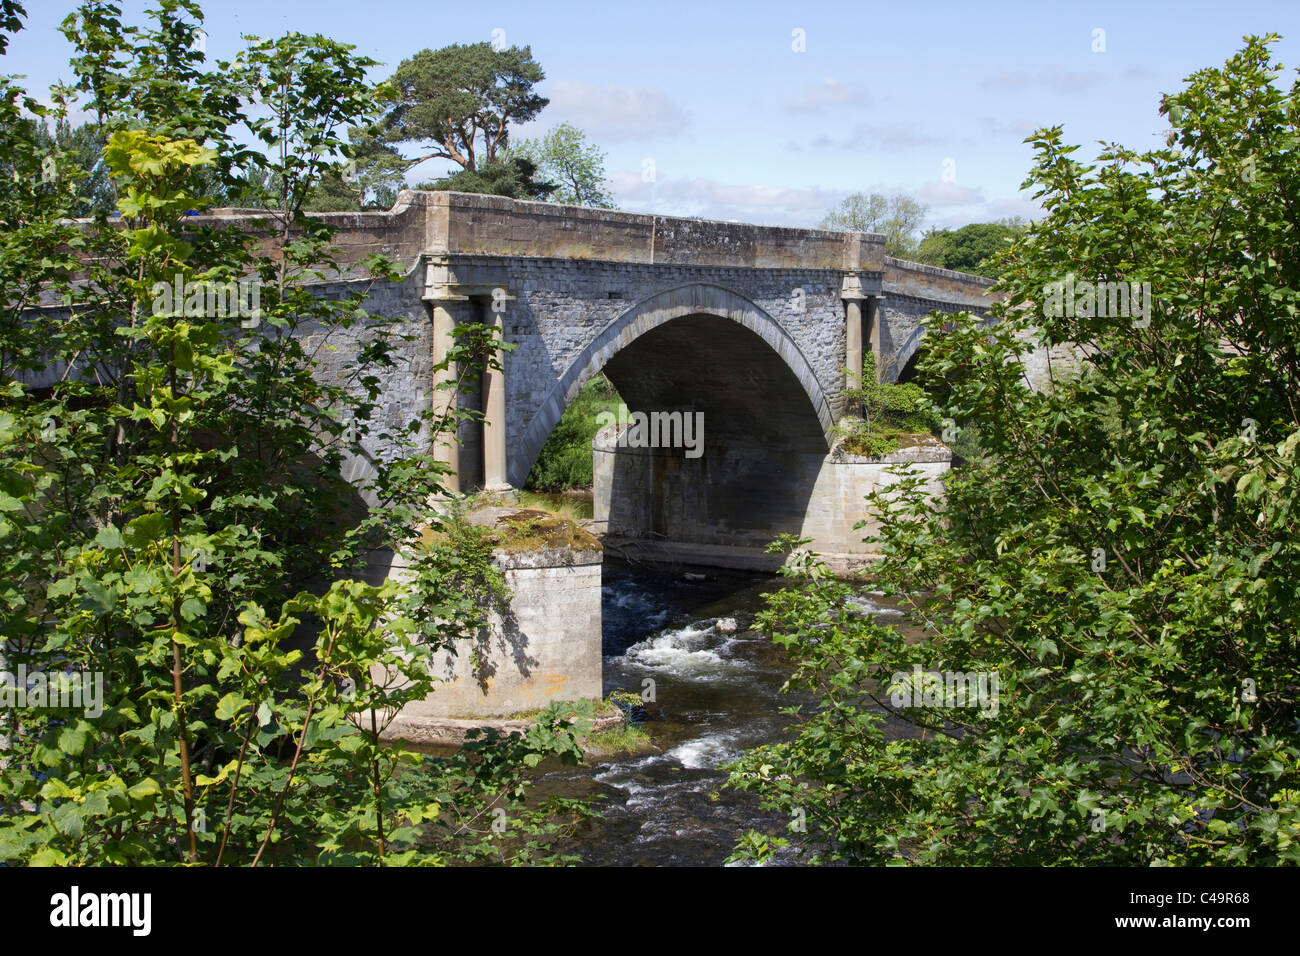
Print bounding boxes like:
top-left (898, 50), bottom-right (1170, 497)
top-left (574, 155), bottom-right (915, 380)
top-left (6, 0), bottom-right (1298, 229)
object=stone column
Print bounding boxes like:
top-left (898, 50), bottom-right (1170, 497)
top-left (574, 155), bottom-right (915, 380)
top-left (430, 297), bottom-right (466, 493)
top-left (482, 299), bottom-right (512, 491)
top-left (841, 276), bottom-right (867, 413)
top-left (865, 294), bottom-right (883, 382)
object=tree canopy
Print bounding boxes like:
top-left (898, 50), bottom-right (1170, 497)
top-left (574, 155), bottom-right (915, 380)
top-left (729, 34), bottom-right (1300, 866)
top-left (511, 123), bottom-right (615, 207)
top-left (373, 42), bottom-right (548, 174)
top-left (0, 0), bottom-right (588, 866)
top-left (913, 218), bottom-right (1030, 278)
top-left (417, 154), bottom-right (557, 202)
top-left (819, 191), bottom-right (928, 258)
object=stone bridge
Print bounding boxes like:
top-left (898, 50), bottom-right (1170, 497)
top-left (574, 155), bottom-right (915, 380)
top-left (25, 191), bottom-right (1025, 719)
top-left (153, 192), bottom-right (1014, 566)
top-left (214, 191), bottom-right (1007, 561)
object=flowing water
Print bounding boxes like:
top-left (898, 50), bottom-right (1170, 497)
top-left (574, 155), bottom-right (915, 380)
top-left (536, 556), bottom-right (915, 866)
top-left (462, 489), bottom-right (919, 864)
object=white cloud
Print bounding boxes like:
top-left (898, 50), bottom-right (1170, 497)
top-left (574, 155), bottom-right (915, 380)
top-left (982, 195), bottom-right (1042, 221)
top-left (979, 66), bottom-right (1106, 94)
top-left (785, 78), bottom-right (870, 113)
top-left (811, 122), bottom-right (941, 151)
top-left (977, 116), bottom-right (1044, 139)
top-left (929, 196), bottom-right (1041, 228)
top-left (536, 81), bottom-right (690, 142)
top-left (979, 70), bottom-right (1032, 89)
top-left (916, 180), bottom-right (986, 207)
top-left (609, 170), bottom-right (844, 227)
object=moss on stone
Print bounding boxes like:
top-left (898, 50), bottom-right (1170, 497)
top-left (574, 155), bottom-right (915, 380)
top-left (485, 508), bottom-right (602, 554)
top-left (417, 496), bottom-right (601, 556)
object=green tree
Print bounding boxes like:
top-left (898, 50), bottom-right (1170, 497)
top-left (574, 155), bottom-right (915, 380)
top-left (835, 354), bottom-right (941, 458)
top-left (819, 192), bottom-right (928, 258)
top-left (340, 127), bottom-right (411, 210)
top-left (418, 154), bottom-right (556, 201)
top-left (913, 218), bottom-right (1029, 278)
top-left (300, 165), bottom-right (363, 212)
top-left (0, 118), bottom-right (115, 217)
top-left (525, 374), bottom-right (622, 491)
top-left (0, 1), bottom-right (588, 866)
top-left (373, 41), bottom-right (548, 175)
top-left (511, 123), bottom-right (615, 207)
top-left (728, 35), bottom-right (1300, 866)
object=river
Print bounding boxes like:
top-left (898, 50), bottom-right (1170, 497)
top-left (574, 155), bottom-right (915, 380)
top-left (535, 555), bottom-right (916, 866)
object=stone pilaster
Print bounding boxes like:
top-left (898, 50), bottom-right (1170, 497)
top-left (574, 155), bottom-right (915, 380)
top-left (483, 294), bottom-right (514, 491)
top-left (423, 259), bottom-right (470, 493)
top-left (429, 300), bottom-right (468, 492)
top-left (841, 276), bottom-right (867, 412)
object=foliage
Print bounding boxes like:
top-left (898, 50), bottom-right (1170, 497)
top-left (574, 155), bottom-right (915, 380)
top-left (0, 1), bottom-right (586, 866)
top-left (819, 192), bottom-right (928, 258)
top-left (728, 35), bottom-right (1300, 865)
top-left (836, 355), bottom-right (940, 457)
top-left (425, 706), bottom-right (601, 859)
top-left (0, 117), bottom-right (114, 217)
top-left (510, 123), bottom-right (615, 207)
top-left (300, 165), bottom-right (367, 212)
top-left (607, 689), bottom-right (646, 722)
top-left (373, 41), bottom-right (548, 173)
top-left (418, 155), bottom-right (556, 202)
top-left (525, 374), bottom-right (622, 491)
top-left (581, 721), bottom-right (649, 757)
top-left (913, 218), bottom-right (1029, 278)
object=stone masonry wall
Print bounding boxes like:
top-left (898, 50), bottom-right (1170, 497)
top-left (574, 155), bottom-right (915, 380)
top-left (481, 256), bottom-right (848, 473)
top-left (594, 425), bottom-right (952, 564)
top-left (387, 550), bottom-right (604, 719)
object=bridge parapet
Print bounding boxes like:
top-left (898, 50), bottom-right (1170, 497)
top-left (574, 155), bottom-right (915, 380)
top-left (883, 256), bottom-right (997, 310)
top-left (429, 191), bottom-right (885, 271)
top-left (187, 190), bottom-right (888, 278)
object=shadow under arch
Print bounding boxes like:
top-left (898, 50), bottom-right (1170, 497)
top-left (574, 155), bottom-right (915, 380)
top-left (510, 283), bottom-right (835, 487)
top-left (891, 325), bottom-right (928, 385)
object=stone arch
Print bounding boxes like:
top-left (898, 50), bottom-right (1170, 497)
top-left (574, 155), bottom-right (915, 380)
top-left (891, 325), bottom-right (928, 385)
top-left (511, 283), bottom-right (835, 487)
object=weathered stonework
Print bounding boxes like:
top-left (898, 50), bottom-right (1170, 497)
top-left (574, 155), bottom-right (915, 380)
top-left (21, 192), bottom-right (1081, 722)
top-left (592, 425), bottom-right (952, 570)
top-left (380, 543), bottom-right (603, 721)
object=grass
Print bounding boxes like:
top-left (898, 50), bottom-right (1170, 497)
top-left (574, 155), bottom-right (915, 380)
top-left (485, 696), bottom-right (653, 757)
top-left (838, 422), bottom-right (929, 458)
top-left (418, 492), bottom-right (601, 555)
top-left (515, 490), bottom-right (594, 521)
top-left (580, 722), bottom-right (651, 758)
